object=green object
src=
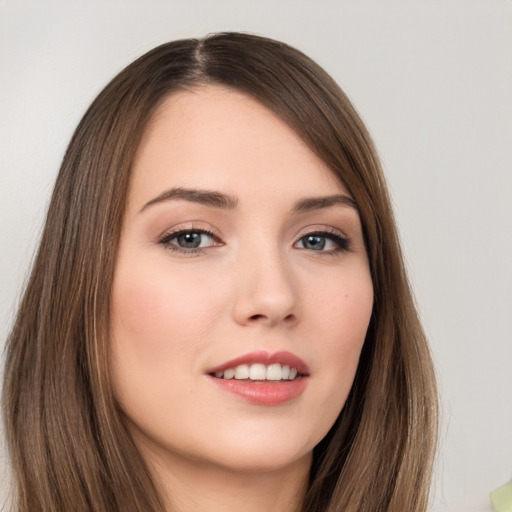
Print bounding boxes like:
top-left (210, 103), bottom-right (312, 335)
top-left (491, 481), bottom-right (512, 512)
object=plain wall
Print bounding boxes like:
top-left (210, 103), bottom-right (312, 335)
top-left (1, 1), bottom-right (511, 510)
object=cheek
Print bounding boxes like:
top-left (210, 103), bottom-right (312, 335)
top-left (313, 263), bottom-right (373, 347)
top-left (109, 260), bottom-right (231, 432)
top-left (335, 271), bottom-right (373, 368)
top-left (108, 260), bottom-right (232, 415)
top-left (111, 262), bottom-right (225, 354)
top-left (306, 264), bottom-right (373, 408)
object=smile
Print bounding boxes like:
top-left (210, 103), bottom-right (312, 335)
top-left (206, 350), bottom-right (309, 406)
top-left (213, 363), bottom-right (300, 381)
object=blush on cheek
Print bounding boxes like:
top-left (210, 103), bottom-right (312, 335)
top-left (110, 273), bottom-right (178, 368)
top-left (111, 265), bottom-right (228, 361)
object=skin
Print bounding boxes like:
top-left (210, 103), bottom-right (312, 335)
top-left (110, 85), bottom-right (374, 512)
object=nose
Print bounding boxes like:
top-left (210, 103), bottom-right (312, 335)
top-left (231, 248), bottom-right (299, 328)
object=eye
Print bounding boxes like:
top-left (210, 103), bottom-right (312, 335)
top-left (295, 231), bottom-right (351, 253)
top-left (158, 229), bottom-right (220, 253)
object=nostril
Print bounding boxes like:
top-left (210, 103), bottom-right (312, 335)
top-left (283, 314), bottom-right (296, 323)
top-left (247, 313), bottom-right (296, 324)
top-left (249, 314), bottom-right (266, 321)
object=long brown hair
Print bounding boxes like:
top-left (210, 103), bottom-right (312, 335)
top-left (2, 32), bottom-right (437, 511)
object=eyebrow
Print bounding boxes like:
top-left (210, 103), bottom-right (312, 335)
top-left (140, 187), bottom-right (239, 212)
top-left (291, 194), bottom-right (358, 213)
top-left (140, 187), bottom-right (357, 213)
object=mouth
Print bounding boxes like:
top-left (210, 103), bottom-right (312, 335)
top-left (211, 363), bottom-right (301, 381)
top-left (206, 350), bottom-right (309, 406)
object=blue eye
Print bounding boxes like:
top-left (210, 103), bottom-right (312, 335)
top-left (295, 232), bottom-right (350, 253)
top-left (159, 229), bottom-right (218, 252)
top-left (300, 235), bottom-right (327, 251)
top-left (174, 232), bottom-right (206, 249)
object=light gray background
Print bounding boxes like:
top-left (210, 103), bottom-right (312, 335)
top-left (1, 1), bottom-right (511, 511)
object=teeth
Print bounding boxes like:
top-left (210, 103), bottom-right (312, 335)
top-left (266, 364), bottom-right (282, 381)
top-left (223, 368), bottom-right (235, 379)
top-left (249, 363), bottom-right (266, 380)
top-left (234, 364), bottom-right (250, 379)
top-left (214, 363), bottom-right (300, 381)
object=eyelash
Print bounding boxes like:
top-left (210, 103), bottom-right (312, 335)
top-left (296, 230), bottom-right (352, 254)
top-left (156, 228), bottom-right (352, 255)
top-left (157, 228), bottom-right (221, 254)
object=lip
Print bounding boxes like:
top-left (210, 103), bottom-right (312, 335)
top-left (206, 350), bottom-right (310, 376)
top-left (207, 376), bottom-right (308, 406)
top-left (205, 350), bottom-right (310, 406)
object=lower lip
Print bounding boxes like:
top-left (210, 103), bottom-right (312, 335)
top-left (207, 376), bottom-right (308, 406)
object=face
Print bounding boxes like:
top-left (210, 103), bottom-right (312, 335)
top-left (110, 86), bottom-right (373, 476)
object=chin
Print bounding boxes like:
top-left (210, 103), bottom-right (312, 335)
top-left (205, 442), bottom-right (314, 475)
top-left (193, 421), bottom-right (319, 474)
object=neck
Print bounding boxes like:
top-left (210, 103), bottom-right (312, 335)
top-left (147, 448), bottom-right (311, 512)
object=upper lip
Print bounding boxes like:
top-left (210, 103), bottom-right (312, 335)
top-left (206, 350), bottom-right (310, 376)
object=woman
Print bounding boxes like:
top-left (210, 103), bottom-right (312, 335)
top-left (2, 32), bottom-right (437, 511)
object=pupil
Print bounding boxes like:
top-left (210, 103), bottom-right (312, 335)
top-left (304, 235), bottom-right (325, 250)
top-left (178, 232), bottom-right (201, 248)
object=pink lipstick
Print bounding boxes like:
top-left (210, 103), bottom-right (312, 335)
top-left (206, 350), bottom-right (309, 406)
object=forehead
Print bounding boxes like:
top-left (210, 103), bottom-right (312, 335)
top-left (129, 85), bottom-right (349, 209)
